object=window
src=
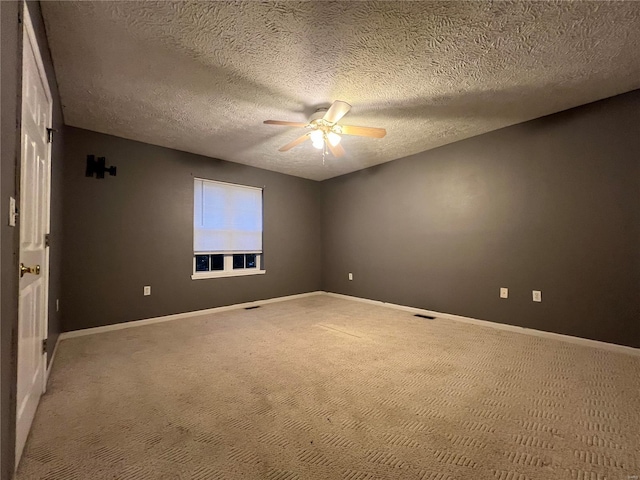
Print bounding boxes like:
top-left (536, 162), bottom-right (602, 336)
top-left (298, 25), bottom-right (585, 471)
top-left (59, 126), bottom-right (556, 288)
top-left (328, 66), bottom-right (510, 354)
top-left (192, 178), bottom-right (265, 279)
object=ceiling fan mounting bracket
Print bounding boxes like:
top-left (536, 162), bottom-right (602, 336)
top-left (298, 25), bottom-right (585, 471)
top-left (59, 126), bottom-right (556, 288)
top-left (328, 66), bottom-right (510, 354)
top-left (308, 108), bottom-right (329, 124)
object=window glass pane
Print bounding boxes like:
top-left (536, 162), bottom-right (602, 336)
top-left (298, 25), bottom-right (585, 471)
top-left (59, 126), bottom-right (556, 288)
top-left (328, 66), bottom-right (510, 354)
top-left (233, 254), bottom-right (245, 269)
top-left (210, 254), bottom-right (224, 271)
top-left (246, 254), bottom-right (256, 268)
top-left (195, 255), bottom-right (209, 272)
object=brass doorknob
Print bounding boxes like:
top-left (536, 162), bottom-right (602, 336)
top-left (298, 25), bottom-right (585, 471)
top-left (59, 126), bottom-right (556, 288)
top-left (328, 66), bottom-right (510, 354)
top-left (20, 263), bottom-right (40, 278)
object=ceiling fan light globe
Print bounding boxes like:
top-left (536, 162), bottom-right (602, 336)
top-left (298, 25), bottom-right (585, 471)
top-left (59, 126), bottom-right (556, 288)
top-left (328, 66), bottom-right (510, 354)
top-left (312, 140), bottom-right (324, 149)
top-left (309, 129), bottom-right (324, 143)
top-left (327, 132), bottom-right (341, 147)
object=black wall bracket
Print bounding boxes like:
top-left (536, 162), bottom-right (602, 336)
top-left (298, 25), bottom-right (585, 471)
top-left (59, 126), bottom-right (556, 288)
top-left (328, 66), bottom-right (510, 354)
top-left (86, 155), bottom-right (117, 179)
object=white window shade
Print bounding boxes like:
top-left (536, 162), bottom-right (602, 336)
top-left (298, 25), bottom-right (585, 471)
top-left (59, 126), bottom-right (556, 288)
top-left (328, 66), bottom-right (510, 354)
top-left (194, 179), bottom-right (263, 253)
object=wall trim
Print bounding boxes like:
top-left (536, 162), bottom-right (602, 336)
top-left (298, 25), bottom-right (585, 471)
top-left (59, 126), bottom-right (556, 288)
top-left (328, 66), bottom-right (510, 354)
top-left (59, 291), bottom-right (324, 340)
top-left (57, 290), bottom-right (639, 357)
top-left (324, 292), bottom-right (640, 357)
top-left (45, 336), bottom-right (60, 387)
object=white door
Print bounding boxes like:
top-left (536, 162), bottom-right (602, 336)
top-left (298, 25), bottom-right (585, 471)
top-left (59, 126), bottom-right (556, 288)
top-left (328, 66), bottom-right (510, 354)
top-left (15, 4), bottom-right (52, 468)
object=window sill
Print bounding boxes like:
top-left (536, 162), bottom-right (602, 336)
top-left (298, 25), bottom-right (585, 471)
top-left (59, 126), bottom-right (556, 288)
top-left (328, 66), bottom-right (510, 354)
top-left (191, 269), bottom-right (266, 280)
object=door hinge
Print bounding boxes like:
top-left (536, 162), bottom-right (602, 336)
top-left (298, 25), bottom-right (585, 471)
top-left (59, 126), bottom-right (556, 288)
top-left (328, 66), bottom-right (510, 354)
top-left (46, 127), bottom-right (57, 143)
top-left (45, 233), bottom-right (51, 247)
top-left (42, 338), bottom-right (48, 354)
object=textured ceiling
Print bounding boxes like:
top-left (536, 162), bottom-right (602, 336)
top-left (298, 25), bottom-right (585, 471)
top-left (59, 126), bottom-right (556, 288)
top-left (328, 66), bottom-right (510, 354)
top-left (42, 1), bottom-right (640, 180)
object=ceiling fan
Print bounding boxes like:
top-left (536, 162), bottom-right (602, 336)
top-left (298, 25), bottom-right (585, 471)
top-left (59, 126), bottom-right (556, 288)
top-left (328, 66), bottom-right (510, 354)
top-left (263, 100), bottom-right (386, 158)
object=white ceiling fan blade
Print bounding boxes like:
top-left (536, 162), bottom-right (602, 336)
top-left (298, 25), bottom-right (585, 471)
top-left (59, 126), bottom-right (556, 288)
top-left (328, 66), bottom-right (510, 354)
top-left (264, 120), bottom-right (309, 127)
top-left (339, 125), bottom-right (386, 138)
top-left (279, 133), bottom-right (310, 152)
top-left (327, 140), bottom-right (346, 158)
top-left (323, 100), bottom-right (351, 124)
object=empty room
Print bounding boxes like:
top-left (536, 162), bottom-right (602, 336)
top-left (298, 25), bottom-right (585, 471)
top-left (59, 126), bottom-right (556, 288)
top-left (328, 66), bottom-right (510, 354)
top-left (1, 1), bottom-right (639, 479)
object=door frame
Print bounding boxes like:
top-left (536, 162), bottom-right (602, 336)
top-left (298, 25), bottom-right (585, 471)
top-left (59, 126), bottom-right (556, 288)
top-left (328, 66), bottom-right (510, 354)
top-left (15, 0), bottom-right (53, 468)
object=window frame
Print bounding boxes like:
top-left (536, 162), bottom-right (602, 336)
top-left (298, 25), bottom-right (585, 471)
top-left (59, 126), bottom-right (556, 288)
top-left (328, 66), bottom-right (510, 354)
top-left (191, 178), bottom-right (265, 280)
top-left (191, 253), bottom-right (265, 279)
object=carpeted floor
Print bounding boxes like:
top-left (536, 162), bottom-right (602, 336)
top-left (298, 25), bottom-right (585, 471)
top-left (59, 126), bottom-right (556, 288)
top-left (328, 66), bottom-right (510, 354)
top-left (17, 295), bottom-right (640, 480)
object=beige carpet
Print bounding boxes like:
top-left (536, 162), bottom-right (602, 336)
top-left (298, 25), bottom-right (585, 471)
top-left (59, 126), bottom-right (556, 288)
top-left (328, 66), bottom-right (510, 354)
top-left (17, 295), bottom-right (640, 480)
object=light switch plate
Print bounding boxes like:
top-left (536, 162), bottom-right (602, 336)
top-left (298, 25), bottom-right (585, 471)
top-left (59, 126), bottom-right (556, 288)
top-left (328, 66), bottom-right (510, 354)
top-left (143, 286), bottom-right (151, 296)
top-left (500, 287), bottom-right (508, 299)
top-left (532, 290), bottom-right (542, 302)
top-left (348, 273), bottom-right (353, 281)
top-left (9, 196), bottom-right (17, 227)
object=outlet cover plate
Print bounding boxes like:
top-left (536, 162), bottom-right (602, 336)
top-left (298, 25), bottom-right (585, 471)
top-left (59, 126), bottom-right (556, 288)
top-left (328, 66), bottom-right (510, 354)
top-left (500, 287), bottom-right (508, 298)
top-left (143, 286), bottom-right (151, 296)
top-left (532, 290), bottom-right (542, 302)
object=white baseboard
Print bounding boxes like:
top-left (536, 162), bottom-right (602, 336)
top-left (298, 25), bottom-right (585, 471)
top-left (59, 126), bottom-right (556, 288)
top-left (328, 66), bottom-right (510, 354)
top-left (59, 291), bottom-right (324, 340)
top-left (324, 292), bottom-right (640, 357)
top-left (57, 289), bottom-right (639, 358)
top-left (45, 335), bottom-right (61, 389)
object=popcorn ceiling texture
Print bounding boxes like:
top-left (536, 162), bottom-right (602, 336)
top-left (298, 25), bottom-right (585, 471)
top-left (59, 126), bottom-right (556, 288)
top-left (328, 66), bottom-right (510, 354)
top-left (42, 1), bottom-right (640, 180)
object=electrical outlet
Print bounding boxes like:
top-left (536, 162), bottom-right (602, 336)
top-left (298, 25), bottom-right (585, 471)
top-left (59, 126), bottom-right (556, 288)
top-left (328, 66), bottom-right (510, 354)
top-left (348, 273), bottom-right (353, 281)
top-left (500, 287), bottom-right (508, 299)
top-left (532, 290), bottom-right (542, 302)
top-left (56, 299), bottom-right (59, 312)
top-left (143, 286), bottom-right (151, 296)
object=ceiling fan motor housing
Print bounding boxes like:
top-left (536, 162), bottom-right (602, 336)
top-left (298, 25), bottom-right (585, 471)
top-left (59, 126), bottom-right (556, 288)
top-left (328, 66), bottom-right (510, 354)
top-left (309, 108), bottom-right (329, 124)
